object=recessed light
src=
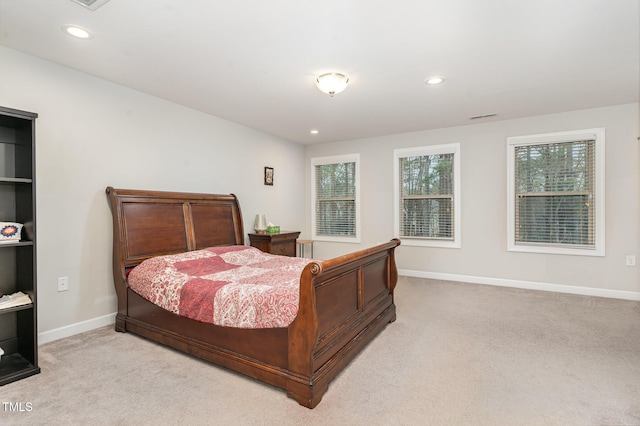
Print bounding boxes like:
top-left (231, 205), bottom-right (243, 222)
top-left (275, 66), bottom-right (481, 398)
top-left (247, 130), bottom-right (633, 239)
top-left (310, 130), bottom-right (319, 135)
top-left (62, 25), bottom-right (94, 39)
top-left (425, 76), bottom-right (445, 85)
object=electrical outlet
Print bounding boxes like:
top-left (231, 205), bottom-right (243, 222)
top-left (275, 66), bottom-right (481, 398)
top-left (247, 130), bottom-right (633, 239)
top-left (625, 255), bottom-right (636, 267)
top-left (57, 277), bottom-right (69, 292)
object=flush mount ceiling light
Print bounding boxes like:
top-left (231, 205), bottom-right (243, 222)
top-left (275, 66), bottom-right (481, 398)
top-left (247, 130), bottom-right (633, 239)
top-left (316, 73), bottom-right (349, 96)
top-left (62, 25), bottom-right (94, 39)
top-left (425, 76), bottom-right (445, 85)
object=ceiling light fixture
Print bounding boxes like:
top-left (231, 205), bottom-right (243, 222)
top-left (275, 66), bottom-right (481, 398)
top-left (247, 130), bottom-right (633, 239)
top-left (63, 25), bottom-right (94, 39)
top-left (310, 130), bottom-right (319, 134)
top-left (425, 76), bottom-right (445, 85)
top-left (316, 73), bottom-right (349, 97)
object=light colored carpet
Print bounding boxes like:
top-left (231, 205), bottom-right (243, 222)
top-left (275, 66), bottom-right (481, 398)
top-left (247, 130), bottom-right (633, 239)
top-left (2, 277), bottom-right (640, 425)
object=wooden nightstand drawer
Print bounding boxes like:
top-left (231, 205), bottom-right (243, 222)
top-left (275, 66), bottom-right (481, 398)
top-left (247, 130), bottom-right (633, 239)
top-left (270, 242), bottom-right (296, 257)
top-left (248, 231), bottom-right (300, 257)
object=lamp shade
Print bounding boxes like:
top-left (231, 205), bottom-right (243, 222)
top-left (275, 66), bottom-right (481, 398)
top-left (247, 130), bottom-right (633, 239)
top-left (254, 214), bottom-right (267, 231)
top-left (316, 73), bottom-right (349, 96)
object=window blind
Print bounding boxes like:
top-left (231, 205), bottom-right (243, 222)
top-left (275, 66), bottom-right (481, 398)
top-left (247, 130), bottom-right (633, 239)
top-left (314, 162), bottom-right (356, 237)
top-left (398, 153), bottom-right (454, 240)
top-left (514, 139), bottom-right (596, 248)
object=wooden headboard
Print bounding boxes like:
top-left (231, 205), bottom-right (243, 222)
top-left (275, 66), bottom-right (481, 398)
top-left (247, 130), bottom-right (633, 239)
top-left (106, 187), bottom-right (244, 270)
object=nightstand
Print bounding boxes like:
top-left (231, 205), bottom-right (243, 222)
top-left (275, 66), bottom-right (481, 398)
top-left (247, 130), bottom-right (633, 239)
top-left (248, 231), bottom-right (301, 257)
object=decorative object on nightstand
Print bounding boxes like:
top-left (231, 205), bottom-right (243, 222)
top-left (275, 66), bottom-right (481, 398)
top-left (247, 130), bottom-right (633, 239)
top-left (248, 230), bottom-right (300, 257)
top-left (266, 224), bottom-right (280, 234)
top-left (0, 106), bottom-right (39, 386)
top-left (253, 214), bottom-right (267, 232)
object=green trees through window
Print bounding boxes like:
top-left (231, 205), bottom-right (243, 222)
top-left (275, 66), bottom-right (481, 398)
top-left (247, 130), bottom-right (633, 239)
top-left (514, 140), bottom-right (595, 247)
top-left (394, 143), bottom-right (460, 248)
top-left (508, 128), bottom-right (604, 256)
top-left (315, 162), bottom-right (356, 237)
top-left (399, 154), bottom-right (454, 239)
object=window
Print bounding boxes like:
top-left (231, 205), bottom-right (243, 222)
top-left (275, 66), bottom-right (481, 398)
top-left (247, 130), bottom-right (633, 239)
top-left (394, 144), bottom-right (461, 248)
top-left (507, 128), bottom-right (605, 256)
top-left (311, 154), bottom-right (360, 243)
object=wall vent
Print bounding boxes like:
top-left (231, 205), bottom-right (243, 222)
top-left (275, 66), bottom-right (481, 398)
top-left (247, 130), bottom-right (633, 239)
top-left (69, 0), bottom-right (110, 11)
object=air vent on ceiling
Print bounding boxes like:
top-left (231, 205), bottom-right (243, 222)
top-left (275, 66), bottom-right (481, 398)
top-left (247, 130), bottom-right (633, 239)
top-left (469, 113), bottom-right (498, 120)
top-left (70, 0), bottom-right (110, 11)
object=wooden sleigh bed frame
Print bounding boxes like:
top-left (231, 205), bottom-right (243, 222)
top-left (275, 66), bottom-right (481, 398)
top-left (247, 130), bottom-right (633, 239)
top-left (106, 187), bottom-right (400, 408)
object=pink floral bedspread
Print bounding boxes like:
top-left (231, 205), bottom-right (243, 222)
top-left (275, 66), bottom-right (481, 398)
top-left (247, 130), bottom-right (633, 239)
top-left (127, 246), bottom-right (311, 328)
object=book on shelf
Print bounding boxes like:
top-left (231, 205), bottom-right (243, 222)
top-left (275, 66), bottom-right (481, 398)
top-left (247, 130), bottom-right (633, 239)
top-left (0, 291), bottom-right (32, 310)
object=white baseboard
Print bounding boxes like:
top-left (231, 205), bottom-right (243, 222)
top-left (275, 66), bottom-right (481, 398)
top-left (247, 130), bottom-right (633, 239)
top-left (38, 312), bottom-right (116, 345)
top-left (399, 269), bottom-right (640, 301)
top-left (35, 271), bottom-right (639, 345)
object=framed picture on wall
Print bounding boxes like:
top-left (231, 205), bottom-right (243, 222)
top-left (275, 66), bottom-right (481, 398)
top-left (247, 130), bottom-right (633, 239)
top-left (264, 167), bottom-right (274, 186)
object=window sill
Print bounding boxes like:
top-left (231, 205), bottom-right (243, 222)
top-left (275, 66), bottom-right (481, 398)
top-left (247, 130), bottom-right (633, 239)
top-left (400, 238), bottom-right (461, 249)
top-left (312, 236), bottom-right (361, 244)
top-left (508, 244), bottom-right (605, 257)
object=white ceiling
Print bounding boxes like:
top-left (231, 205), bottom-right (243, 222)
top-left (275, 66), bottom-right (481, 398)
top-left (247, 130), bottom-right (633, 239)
top-left (1, 0), bottom-right (638, 144)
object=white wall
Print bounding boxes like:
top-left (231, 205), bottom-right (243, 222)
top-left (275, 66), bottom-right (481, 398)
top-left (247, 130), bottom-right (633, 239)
top-left (1, 43), bottom-right (637, 343)
top-left (305, 103), bottom-right (640, 297)
top-left (0, 46), bottom-right (306, 339)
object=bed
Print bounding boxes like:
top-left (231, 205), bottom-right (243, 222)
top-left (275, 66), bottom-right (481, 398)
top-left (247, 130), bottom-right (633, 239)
top-left (106, 187), bottom-right (400, 408)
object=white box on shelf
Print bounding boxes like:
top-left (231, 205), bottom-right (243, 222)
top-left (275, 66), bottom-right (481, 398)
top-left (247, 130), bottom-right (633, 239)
top-left (0, 222), bottom-right (23, 243)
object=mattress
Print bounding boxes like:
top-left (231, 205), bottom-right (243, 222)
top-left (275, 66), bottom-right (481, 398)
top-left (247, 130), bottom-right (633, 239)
top-left (127, 245), bottom-right (311, 328)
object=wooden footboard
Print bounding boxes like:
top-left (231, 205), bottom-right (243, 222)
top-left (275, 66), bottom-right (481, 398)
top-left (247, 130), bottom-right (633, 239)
top-left (287, 239), bottom-right (400, 407)
top-left (106, 187), bottom-right (400, 408)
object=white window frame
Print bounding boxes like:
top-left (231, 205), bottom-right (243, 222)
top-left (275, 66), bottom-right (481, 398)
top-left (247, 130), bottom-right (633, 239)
top-left (311, 154), bottom-right (361, 243)
top-left (507, 128), bottom-right (605, 256)
top-left (394, 143), bottom-right (461, 248)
